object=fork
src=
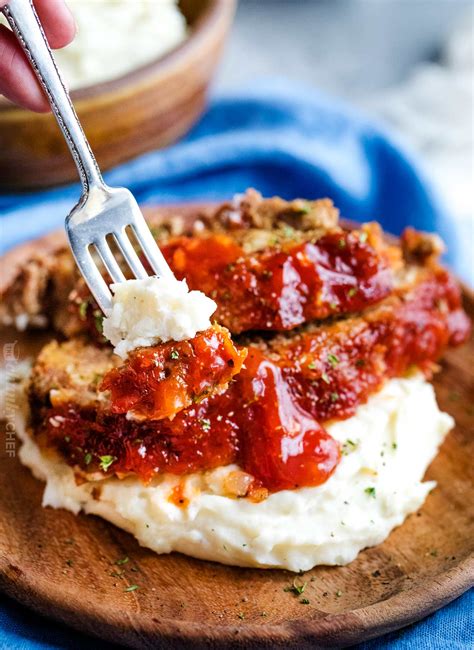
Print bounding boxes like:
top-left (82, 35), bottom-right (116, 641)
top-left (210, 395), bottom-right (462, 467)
top-left (2, 0), bottom-right (174, 314)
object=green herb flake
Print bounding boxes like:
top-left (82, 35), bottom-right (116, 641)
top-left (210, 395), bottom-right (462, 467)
top-left (200, 418), bottom-right (211, 431)
top-left (94, 311), bottom-right (104, 334)
top-left (300, 598), bottom-right (310, 605)
top-left (330, 392), bottom-right (339, 402)
top-left (78, 300), bottom-right (89, 320)
top-left (355, 359), bottom-right (366, 368)
top-left (364, 486), bottom-right (376, 499)
top-left (342, 438), bottom-right (358, 456)
top-left (124, 584), bottom-right (139, 592)
top-left (347, 287), bottom-right (358, 298)
top-left (338, 238), bottom-right (346, 249)
top-left (329, 301), bottom-right (338, 310)
top-left (84, 453), bottom-right (92, 466)
top-left (321, 372), bottom-right (330, 384)
top-left (116, 556), bottom-right (129, 566)
top-left (65, 559), bottom-right (74, 567)
top-left (170, 350), bottom-right (179, 360)
top-left (284, 579), bottom-right (307, 596)
top-left (336, 590), bottom-right (343, 598)
top-left (308, 361), bottom-right (317, 370)
top-left (327, 353), bottom-right (339, 368)
top-left (237, 612), bottom-right (245, 620)
top-left (99, 455), bottom-right (116, 471)
top-left (297, 201), bottom-right (312, 215)
top-left (392, 442), bottom-right (398, 450)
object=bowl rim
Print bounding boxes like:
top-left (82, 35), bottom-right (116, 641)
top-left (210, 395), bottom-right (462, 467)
top-left (0, 0), bottom-right (236, 111)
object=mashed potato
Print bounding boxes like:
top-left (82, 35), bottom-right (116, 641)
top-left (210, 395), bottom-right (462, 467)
top-left (1, 0), bottom-right (188, 90)
top-left (16, 374), bottom-right (452, 572)
top-left (102, 276), bottom-right (217, 358)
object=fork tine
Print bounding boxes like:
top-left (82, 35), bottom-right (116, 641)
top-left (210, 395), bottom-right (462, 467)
top-left (95, 238), bottom-right (126, 284)
top-left (131, 220), bottom-right (174, 279)
top-left (80, 245), bottom-right (113, 313)
top-left (114, 229), bottom-right (148, 279)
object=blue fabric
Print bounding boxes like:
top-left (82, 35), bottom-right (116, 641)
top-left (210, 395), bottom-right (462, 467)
top-left (0, 80), bottom-right (472, 648)
top-left (0, 79), bottom-right (471, 283)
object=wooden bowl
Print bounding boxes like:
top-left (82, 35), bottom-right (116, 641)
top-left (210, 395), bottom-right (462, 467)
top-left (0, 0), bottom-right (236, 191)
top-left (0, 204), bottom-right (473, 648)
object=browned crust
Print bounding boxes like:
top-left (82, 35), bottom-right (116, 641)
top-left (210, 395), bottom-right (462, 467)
top-left (0, 205), bottom-right (206, 295)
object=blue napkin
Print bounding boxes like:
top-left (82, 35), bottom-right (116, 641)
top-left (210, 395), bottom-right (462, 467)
top-left (0, 80), bottom-right (472, 649)
top-left (0, 79), bottom-right (471, 284)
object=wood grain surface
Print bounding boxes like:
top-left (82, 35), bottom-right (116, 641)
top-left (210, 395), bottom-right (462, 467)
top-left (0, 211), bottom-right (472, 649)
top-left (0, 0), bottom-right (236, 190)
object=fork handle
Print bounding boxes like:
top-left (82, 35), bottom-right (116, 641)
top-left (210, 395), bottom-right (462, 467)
top-left (2, 0), bottom-right (104, 193)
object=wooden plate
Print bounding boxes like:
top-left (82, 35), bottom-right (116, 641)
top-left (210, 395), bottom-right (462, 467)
top-left (0, 208), bottom-right (473, 648)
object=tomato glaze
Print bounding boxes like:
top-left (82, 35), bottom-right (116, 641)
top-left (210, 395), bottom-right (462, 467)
top-left (159, 231), bottom-right (392, 333)
top-left (71, 230), bottom-right (391, 339)
top-left (37, 269), bottom-right (470, 493)
top-left (100, 325), bottom-right (247, 421)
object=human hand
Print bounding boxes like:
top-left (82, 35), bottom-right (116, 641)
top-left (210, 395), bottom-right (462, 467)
top-left (0, 0), bottom-right (75, 111)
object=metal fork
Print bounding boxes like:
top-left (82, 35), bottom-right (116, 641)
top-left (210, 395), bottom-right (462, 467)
top-left (2, 0), bottom-right (174, 314)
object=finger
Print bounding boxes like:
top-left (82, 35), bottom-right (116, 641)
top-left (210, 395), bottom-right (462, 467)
top-left (33, 0), bottom-right (76, 49)
top-left (0, 0), bottom-right (75, 49)
top-left (0, 24), bottom-right (50, 111)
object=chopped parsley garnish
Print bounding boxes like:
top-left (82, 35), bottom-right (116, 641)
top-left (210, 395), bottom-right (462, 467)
top-left (237, 612), bottom-right (245, 620)
top-left (347, 287), bottom-right (358, 298)
top-left (330, 392), bottom-right (339, 402)
top-left (300, 598), bottom-right (310, 605)
top-left (116, 556), bottom-right (129, 566)
top-left (124, 584), bottom-right (139, 592)
top-left (65, 559), bottom-right (74, 567)
top-left (355, 359), bottom-right (366, 368)
top-left (99, 455), bottom-right (116, 471)
top-left (321, 372), bottom-right (330, 384)
top-left (297, 201), bottom-right (312, 214)
top-left (338, 238), bottom-right (346, 249)
top-left (284, 579), bottom-right (307, 596)
top-left (364, 486), bottom-right (376, 498)
top-left (392, 442), bottom-right (398, 450)
top-left (308, 361), bottom-right (317, 370)
top-left (84, 453), bottom-right (92, 466)
top-left (78, 300), bottom-right (89, 320)
top-left (342, 439), bottom-right (358, 455)
top-left (170, 350), bottom-right (179, 360)
top-left (200, 418), bottom-right (211, 431)
top-left (327, 353), bottom-right (339, 368)
top-left (329, 301), bottom-right (338, 310)
top-left (93, 310), bottom-right (104, 334)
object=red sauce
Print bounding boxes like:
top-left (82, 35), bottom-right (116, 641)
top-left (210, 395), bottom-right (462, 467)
top-left (168, 484), bottom-right (190, 508)
top-left (160, 231), bottom-right (392, 333)
top-left (37, 270), bottom-right (470, 493)
top-left (100, 325), bottom-right (246, 421)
